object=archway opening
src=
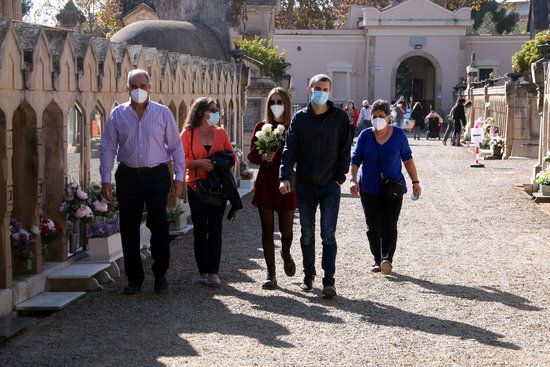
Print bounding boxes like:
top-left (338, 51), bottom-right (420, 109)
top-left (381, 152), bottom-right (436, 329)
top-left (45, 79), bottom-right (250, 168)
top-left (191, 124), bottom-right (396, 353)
top-left (395, 56), bottom-right (435, 110)
top-left (178, 101), bottom-right (188, 132)
top-left (12, 101), bottom-right (40, 272)
top-left (42, 101), bottom-right (66, 261)
top-left (90, 104), bottom-right (105, 184)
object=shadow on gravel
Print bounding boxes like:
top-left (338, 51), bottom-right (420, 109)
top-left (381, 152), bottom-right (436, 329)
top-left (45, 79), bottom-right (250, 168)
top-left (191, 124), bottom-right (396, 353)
top-left (388, 273), bottom-right (543, 311)
top-left (277, 288), bottom-right (519, 350)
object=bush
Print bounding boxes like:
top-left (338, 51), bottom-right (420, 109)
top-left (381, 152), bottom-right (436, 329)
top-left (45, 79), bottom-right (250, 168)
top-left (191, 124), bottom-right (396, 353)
top-left (239, 36), bottom-right (286, 77)
top-left (512, 30), bottom-right (548, 72)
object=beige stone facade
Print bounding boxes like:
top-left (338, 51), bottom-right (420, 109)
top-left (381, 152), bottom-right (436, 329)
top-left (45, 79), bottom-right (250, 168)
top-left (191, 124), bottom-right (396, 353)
top-left (0, 17), bottom-right (245, 288)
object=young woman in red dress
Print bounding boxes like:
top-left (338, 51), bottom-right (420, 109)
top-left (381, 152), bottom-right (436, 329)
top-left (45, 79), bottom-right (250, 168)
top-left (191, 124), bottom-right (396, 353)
top-left (248, 87), bottom-right (297, 289)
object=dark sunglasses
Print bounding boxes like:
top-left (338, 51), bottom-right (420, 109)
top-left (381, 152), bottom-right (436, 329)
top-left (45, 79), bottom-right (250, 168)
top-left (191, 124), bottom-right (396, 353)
top-left (208, 107), bottom-right (219, 113)
top-left (269, 100), bottom-right (284, 106)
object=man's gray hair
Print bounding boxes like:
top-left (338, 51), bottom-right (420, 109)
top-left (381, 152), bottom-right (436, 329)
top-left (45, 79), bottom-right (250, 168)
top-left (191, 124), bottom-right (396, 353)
top-left (127, 69), bottom-right (150, 85)
top-left (309, 74), bottom-right (332, 88)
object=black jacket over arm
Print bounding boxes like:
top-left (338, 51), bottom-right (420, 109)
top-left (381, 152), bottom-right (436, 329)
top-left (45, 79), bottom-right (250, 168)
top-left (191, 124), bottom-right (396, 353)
top-left (452, 104), bottom-right (466, 127)
top-left (279, 100), bottom-right (352, 186)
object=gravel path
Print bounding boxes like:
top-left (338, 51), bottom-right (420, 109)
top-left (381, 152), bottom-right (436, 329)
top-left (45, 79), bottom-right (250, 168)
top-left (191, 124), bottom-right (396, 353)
top-left (1, 139), bottom-right (549, 366)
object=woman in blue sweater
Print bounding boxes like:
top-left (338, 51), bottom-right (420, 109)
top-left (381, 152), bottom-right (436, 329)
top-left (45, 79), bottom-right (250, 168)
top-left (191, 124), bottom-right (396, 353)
top-left (349, 100), bottom-right (421, 275)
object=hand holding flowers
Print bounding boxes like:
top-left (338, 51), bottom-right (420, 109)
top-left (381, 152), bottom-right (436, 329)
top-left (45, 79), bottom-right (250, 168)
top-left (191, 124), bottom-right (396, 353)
top-left (254, 123), bottom-right (286, 155)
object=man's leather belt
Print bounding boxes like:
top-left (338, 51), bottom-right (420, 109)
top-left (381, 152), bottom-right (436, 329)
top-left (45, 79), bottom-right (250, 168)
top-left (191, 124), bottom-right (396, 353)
top-left (120, 162), bottom-right (167, 173)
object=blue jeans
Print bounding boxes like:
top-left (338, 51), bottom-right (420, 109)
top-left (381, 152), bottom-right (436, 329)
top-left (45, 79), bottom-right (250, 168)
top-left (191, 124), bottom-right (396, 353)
top-left (296, 182), bottom-right (341, 285)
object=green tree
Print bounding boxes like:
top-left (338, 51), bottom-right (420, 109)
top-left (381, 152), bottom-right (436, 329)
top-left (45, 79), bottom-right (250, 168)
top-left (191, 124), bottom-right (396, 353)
top-left (239, 36), bottom-right (286, 77)
top-left (471, 0), bottom-right (518, 34)
top-left (276, 0), bottom-right (495, 30)
top-left (476, 12), bottom-right (497, 34)
top-left (21, 0), bottom-right (33, 17)
top-left (512, 30), bottom-right (548, 72)
top-left (26, 0), bottom-right (121, 38)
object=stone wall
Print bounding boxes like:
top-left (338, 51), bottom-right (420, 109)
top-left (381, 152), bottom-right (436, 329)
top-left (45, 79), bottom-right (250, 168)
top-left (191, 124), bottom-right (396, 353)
top-left (0, 17), bottom-right (244, 288)
top-left (464, 78), bottom-right (539, 159)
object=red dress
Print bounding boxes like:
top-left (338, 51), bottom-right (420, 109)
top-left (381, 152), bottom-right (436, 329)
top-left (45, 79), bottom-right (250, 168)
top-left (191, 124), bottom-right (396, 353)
top-left (248, 121), bottom-right (297, 212)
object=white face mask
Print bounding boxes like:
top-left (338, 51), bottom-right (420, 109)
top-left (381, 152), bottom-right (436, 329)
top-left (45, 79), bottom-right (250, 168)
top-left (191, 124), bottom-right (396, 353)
top-left (207, 112), bottom-right (220, 126)
top-left (372, 117), bottom-right (388, 130)
top-left (270, 105), bottom-right (284, 119)
top-left (130, 88), bottom-right (148, 104)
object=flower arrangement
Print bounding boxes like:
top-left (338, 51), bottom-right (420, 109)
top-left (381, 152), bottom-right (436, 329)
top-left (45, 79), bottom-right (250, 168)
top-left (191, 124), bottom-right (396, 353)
top-left (254, 123), bottom-right (286, 154)
top-left (60, 182), bottom-right (94, 223)
top-left (474, 117), bottom-right (499, 148)
top-left (241, 170), bottom-right (254, 180)
top-left (231, 141), bottom-right (243, 159)
top-left (88, 182), bottom-right (118, 219)
top-left (87, 218), bottom-right (120, 239)
top-left (10, 218), bottom-right (38, 259)
top-left (535, 170), bottom-right (550, 186)
top-left (490, 135), bottom-right (504, 149)
top-left (40, 216), bottom-right (63, 246)
top-left (167, 204), bottom-right (185, 223)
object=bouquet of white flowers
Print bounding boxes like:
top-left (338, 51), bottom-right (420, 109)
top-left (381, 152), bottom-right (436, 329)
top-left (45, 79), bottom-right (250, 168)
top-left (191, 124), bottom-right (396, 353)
top-left (254, 123), bottom-right (286, 154)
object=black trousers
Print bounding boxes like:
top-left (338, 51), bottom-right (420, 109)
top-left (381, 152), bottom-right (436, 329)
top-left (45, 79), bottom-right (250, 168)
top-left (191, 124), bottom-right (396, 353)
top-left (360, 193), bottom-right (403, 264)
top-left (115, 163), bottom-right (171, 285)
top-left (187, 187), bottom-right (227, 274)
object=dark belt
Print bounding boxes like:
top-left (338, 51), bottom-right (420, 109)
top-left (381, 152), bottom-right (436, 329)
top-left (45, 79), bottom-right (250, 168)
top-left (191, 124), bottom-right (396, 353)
top-left (120, 162), bottom-right (167, 173)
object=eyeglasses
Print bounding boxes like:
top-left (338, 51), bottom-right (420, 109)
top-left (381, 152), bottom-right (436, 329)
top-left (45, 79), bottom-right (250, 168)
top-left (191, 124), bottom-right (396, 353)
top-left (269, 100), bottom-right (284, 106)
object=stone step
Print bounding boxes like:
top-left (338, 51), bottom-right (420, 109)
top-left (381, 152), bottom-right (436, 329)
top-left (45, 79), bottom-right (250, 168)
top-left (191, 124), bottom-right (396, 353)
top-left (15, 292), bottom-right (86, 312)
top-left (48, 263), bottom-right (112, 291)
top-left (0, 317), bottom-right (38, 341)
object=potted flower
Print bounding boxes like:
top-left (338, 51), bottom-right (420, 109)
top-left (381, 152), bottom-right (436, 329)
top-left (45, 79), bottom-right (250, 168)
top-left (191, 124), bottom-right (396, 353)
top-left (240, 169), bottom-right (254, 188)
top-left (39, 216), bottom-right (63, 261)
top-left (231, 141), bottom-right (243, 159)
top-left (535, 170), bottom-right (550, 196)
top-left (167, 204), bottom-right (186, 231)
top-left (60, 182), bottom-right (94, 253)
top-left (10, 218), bottom-right (38, 273)
top-left (86, 182), bottom-right (121, 261)
top-left (489, 135), bottom-right (504, 157)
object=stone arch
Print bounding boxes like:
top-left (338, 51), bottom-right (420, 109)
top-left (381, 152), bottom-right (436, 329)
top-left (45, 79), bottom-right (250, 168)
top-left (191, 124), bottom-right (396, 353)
top-left (12, 101), bottom-right (39, 232)
top-left (67, 101), bottom-right (85, 185)
top-left (168, 101), bottom-right (177, 120)
top-left (228, 99), bottom-right (235, 141)
top-left (178, 101), bottom-right (188, 131)
top-left (42, 100), bottom-right (66, 261)
top-left (0, 107), bottom-right (11, 286)
top-left (90, 102), bottom-right (106, 184)
top-left (391, 50), bottom-right (442, 113)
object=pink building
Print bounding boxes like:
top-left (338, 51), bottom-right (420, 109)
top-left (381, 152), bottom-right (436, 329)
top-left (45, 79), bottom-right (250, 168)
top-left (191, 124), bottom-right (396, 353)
top-left (273, 0), bottom-right (528, 113)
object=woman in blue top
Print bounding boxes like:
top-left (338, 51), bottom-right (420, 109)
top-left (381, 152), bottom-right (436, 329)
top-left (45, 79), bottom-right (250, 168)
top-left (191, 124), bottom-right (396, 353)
top-left (349, 100), bottom-right (421, 275)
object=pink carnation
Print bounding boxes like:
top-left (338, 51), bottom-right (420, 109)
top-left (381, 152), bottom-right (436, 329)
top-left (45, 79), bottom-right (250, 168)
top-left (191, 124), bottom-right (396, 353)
top-left (76, 190), bottom-right (88, 200)
top-left (75, 206), bottom-right (92, 218)
top-left (93, 201), bottom-right (108, 213)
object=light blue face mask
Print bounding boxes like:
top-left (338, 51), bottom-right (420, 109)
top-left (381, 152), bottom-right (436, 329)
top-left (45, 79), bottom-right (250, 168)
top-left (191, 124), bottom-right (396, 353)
top-left (311, 90), bottom-right (329, 106)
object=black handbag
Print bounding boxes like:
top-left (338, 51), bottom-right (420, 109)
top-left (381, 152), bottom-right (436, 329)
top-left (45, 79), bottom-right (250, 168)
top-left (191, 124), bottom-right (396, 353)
top-left (191, 130), bottom-right (226, 206)
top-left (375, 137), bottom-right (403, 199)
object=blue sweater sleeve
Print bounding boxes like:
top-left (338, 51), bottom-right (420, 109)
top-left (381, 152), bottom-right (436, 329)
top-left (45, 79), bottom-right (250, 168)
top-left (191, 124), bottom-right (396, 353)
top-left (399, 129), bottom-right (413, 161)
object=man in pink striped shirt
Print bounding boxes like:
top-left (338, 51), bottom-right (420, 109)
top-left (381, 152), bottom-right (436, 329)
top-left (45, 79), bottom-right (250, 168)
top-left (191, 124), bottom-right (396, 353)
top-left (100, 69), bottom-right (185, 294)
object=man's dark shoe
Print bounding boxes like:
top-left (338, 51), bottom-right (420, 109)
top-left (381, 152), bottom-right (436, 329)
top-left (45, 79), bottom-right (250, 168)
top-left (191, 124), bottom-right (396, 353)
top-left (322, 285), bottom-right (337, 298)
top-left (299, 274), bottom-right (314, 291)
top-left (281, 250), bottom-right (296, 277)
top-left (123, 283), bottom-right (142, 295)
top-left (154, 275), bottom-right (168, 292)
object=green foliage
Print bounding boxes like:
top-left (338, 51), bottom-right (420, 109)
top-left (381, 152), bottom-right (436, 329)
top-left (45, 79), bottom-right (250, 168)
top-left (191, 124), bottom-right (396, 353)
top-left (21, 0), bottom-right (33, 17)
top-left (240, 36), bottom-right (286, 77)
top-left (512, 31), bottom-right (548, 73)
top-left (167, 205), bottom-right (184, 223)
top-left (476, 12), bottom-right (497, 34)
top-left (472, 0), bottom-right (519, 34)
